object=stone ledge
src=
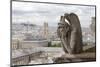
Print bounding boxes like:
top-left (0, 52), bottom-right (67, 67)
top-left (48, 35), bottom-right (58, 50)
top-left (53, 45), bottom-right (96, 63)
top-left (61, 52), bottom-right (95, 59)
top-left (53, 52), bottom-right (96, 63)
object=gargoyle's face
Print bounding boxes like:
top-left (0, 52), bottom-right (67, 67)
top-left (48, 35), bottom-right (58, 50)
top-left (57, 22), bottom-right (70, 38)
top-left (58, 23), bottom-right (69, 33)
top-left (64, 13), bottom-right (79, 25)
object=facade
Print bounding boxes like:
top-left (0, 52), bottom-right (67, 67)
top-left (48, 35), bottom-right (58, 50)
top-left (43, 22), bottom-right (49, 39)
top-left (91, 17), bottom-right (96, 34)
top-left (12, 40), bottom-right (19, 49)
top-left (91, 17), bottom-right (95, 24)
top-left (12, 39), bottom-right (48, 49)
top-left (20, 40), bottom-right (48, 48)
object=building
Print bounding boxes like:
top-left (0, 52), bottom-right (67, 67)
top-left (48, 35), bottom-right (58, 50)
top-left (91, 17), bottom-right (95, 24)
top-left (20, 40), bottom-right (48, 48)
top-left (12, 39), bottom-right (20, 50)
top-left (91, 17), bottom-right (96, 33)
top-left (12, 38), bottom-right (48, 49)
top-left (43, 22), bottom-right (49, 39)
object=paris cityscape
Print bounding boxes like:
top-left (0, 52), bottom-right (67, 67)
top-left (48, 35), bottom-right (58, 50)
top-left (11, 1), bottom-right (96, 66)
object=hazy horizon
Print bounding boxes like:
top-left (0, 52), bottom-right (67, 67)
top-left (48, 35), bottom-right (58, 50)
top-left (12, 1), bottom-right (95, 28)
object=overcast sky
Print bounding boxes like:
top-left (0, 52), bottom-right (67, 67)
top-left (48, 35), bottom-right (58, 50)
top-left (12, 1), bottom-right (95, 27)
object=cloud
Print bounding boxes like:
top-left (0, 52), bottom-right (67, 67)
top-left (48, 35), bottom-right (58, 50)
top-left (12, 1), bottom-right (95, 27)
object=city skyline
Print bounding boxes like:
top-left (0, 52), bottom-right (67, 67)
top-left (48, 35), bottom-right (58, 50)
top-left (12, 1), bottom-right (95, 27)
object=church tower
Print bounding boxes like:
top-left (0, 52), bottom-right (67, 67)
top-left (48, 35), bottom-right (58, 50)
top-left (43, 22), bottom-right (49, 39)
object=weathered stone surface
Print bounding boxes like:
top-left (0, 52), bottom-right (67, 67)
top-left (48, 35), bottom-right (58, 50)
top-left (57, 13), bottom-right (83, 54)
top-left (53, 45), bottom-right (96, 63)
top-left (53, 52), bottom-right (95, 63)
